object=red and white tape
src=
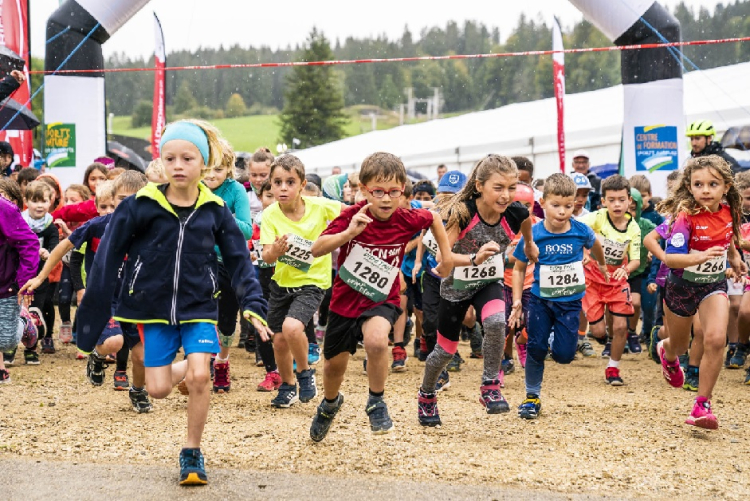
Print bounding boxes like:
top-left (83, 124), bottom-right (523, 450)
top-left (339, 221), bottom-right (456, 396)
top-left (29, 36), bottom-right (750, 75)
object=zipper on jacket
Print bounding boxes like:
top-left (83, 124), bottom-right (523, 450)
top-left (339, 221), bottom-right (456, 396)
top-left (208, 268), bottom-right (218, 297)
top-left (129, 257), bottom-right (142, 295)
top-left (172, 213), bottom-right (195, 324)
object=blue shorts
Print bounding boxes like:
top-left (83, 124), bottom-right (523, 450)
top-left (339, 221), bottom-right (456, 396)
top-left (138, 322), bottom-right (220, 367)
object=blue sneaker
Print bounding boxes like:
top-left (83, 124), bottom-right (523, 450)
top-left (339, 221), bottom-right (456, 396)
top-left (365, 396), bottom-right (394, 434)
top-left (501, 356), bottom-right (515, 375)
top-left (626, 333), bottom-right (642, 354)
top-left (179, 448), bottom-right (207, 485)
top-left (518, 394), bottom-right (541, 419)
top-left (435, 370), bottom-right (450, 392)
top-left (297, 368), bottom-right (317, 403)
top-left (308, 343), bottom-right (320, 366)
top-left (271, 383), bottom-right (299, 408)
top-left (310, 393), bottom-right (344, 442)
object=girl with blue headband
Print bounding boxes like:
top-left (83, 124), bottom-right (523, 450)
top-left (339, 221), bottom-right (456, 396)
top-left (74, 119), bottom-right (269, 486)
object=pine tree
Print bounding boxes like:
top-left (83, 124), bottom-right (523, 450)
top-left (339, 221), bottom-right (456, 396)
top-left (174, 80), bottom-right (197, 114)
top-left (225, 93), bottom-right (247, 118)
top-left (279, 29), bottom-right (349, 148)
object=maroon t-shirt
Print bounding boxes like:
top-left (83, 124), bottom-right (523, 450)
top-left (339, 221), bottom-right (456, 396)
top-left (324, 201), bottom-right (434, 318)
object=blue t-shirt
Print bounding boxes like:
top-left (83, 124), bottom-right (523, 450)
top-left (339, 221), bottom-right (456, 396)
top-left (401, 200), bottom-right (423, 278)
top-left (514, 219), bottom-right (596, 301)
top-left (68, 213), bottom-right (112, 277)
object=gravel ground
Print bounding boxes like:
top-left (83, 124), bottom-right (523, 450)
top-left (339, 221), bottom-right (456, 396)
top-left (1, 331), bottom-right (749, 499)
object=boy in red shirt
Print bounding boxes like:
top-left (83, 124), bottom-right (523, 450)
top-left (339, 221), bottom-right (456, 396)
top-left (308, 152), bottom-right (453, 441)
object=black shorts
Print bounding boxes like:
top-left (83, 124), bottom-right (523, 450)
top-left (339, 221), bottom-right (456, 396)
top-left (665, 273), bottom-right (727, 318)
top-left (627, 274), bottom-right (644, 295)
top-left (266, 282), bottom-right (325, 334)
top-left (323, 303), bottom-right (402, 360)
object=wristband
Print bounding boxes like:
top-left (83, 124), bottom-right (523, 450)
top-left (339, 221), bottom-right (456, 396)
top-left (470, 254), bottom-right (477, 266)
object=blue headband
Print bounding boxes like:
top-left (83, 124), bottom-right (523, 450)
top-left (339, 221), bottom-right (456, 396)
top-left (160, 122), bottom-right (210, 164)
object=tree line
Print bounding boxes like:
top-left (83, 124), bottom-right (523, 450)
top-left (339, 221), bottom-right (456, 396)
top-left (102, 1), bottom-right (750, 124)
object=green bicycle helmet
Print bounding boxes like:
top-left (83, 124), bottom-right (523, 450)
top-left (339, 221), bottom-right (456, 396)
top-left (686, 120), bottom-right (715, 137)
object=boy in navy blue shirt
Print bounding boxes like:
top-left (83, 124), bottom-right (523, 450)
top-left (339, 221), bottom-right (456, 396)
top-left (510, 173), bottom-right (608, 419)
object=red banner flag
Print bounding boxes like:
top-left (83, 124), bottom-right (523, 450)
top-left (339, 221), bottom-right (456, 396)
top-left (151, 13), bottom-right (166, 159)
top-left (0, 0), bottom-right (32, 167)
top-left (552, 17), bottom-right (566, 173)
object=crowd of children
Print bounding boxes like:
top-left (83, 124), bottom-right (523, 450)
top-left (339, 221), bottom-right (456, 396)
top-left (2, 118), bottom-right (749, 485)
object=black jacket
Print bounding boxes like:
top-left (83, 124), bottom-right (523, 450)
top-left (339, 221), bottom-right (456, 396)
top-left (692, 141), bottom-right (743, 173)
top-left (75, 183), bottom-right (267, 353)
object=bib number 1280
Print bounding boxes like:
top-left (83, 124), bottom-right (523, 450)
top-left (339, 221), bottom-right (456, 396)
top-left (339, 244), bottom-right (399, 302)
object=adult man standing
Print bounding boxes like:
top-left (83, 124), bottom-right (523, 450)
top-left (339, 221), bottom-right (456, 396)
top-left (686, 119), bottom-right (742, 173)
top-left (571, 149), bottom-right (601, 210)
top-left (435, 164), bottom-right (447, 184)
top-left (331, 166), bottom-right (341, 175)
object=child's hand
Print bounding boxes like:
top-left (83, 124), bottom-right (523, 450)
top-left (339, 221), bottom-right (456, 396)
top-left (55, 218), bottom-right (71, 236)
top-left (412, 261), bottom-right (422, 282)
top-left (244, 312), bottom-right (273, 342)
top-left (647, 283), bottom-right (658, 294)
top-left (76, 289), bottom-right (85, 304)
top-left (612, 267), bottom-right (628, 281)
top-left (347, 204), bottom-right (372, 237)
top-left (17, 292), bottom-right (31, 307)
top-left (598, 263), bottom-right (610, 283)
top-left (271, 234), bottom-right (289, 260)
top-left (508, 300), bottom-right (523, 329)
top-left (39, 249), bottom-right (50, 261)
top-left (432, 260), bottom-right (452, 278)
top-left (699, 246), bottom-right (726, 263)
top-left (524, 241), bottom-right (539, 264)
top-left (475, 241), bottom-right (500, 265)
top-left (19, 277), bottom-right (43, 295)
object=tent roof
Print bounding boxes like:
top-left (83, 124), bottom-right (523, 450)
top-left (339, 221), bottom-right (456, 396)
top-left (295, 61), bottom-right (750, 174)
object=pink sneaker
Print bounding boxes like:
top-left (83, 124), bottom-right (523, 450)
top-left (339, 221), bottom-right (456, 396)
top-left (497, 369), bottom-right (505, 388)
top-left (59, 321), bottom-right (73, 344)
top-left (515, 340), bottom-right (527, 368)
top-left (685, 399), bottom-right (718, 430)
top-left (657, 340), bottom-right (684, 388)
top-left (213, 361), bottom-right (231, 393)
top-left (19, 306), bottom-right (38, 349)
top-left (257, 370), bottom-right (282, 392)
top-left (315, 326), bottom-right (326, 342)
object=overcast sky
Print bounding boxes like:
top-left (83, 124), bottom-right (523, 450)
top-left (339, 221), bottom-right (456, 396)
top-left (29, 0), bottom-right (717, 60)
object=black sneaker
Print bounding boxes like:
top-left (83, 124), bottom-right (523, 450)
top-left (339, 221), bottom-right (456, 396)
top-left (297, 368), bottom-right (317, 403)
top-left (365, 397), bottom-right (394, 434)
top-left (129, 387), bottom-right (153, 413)
top-left (0, 369), bottom-right (9, 384)
top-left (447, 352), bottom-right (462, 372)
top-left (41, 337), bottom-right (55, 354)
top-left (179, 448), bottom-right (207, 486)
top-left (729, 343), bottom-right (749, 369)
top-left (417, 389), bottom-right (441, 427)
top-left (86, 351), bottom-right (108, 386)
top-left (626, 333), bottom-right (642, 354)
top-left (649, 325), bottom-right (661, 364)
top-left (24, 350), bottom-right (40, 365)
top-left (601, 340), bottom-right (611, 358)
top-left (113, 370), bottom-right (129, 391)
top-left (271, 383), bottom-right (299, 408)
top-left (3, 348), bottom-right (16, 366)
top-left (310, 393), bottom-right (344, 442)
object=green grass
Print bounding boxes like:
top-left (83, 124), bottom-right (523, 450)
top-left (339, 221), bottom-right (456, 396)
top-left (112, 107), bottom-right (463, 152)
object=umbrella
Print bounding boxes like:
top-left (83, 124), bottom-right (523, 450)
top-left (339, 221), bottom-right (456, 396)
top-left (107, 140), bottom-right (147, 172)
top-left (0, 97), bottom-right (40, 130)
top-left (0, 46), bottom-right (24, 75)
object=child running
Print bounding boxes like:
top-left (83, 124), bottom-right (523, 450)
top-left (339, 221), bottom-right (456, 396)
top-left (308, 152), bottom-right (452, 440)
top-left (509, 173), bottom-right (607, 419)
top-left (579, 175), bottom-right (641, 385)
top-left (73, 119), bottom-right (268, 485)
top-left (260, 154), bottom-right (342, 408)
top-left (418, 154), bottom-right (538, 427)
top-left (656, 155), bottom-right (746, 429)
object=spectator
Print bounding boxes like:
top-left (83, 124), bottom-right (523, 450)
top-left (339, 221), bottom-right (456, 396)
top-left (436, 164), bottom-right (447, 183)
top-left (570, 149), bottom-right (601, 210)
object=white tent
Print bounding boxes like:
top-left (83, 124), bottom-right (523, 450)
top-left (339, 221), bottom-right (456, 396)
top-left (295, 61), bottom-right (750, 183)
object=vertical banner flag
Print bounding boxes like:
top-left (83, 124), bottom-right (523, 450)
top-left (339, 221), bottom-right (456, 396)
top-left (0, 0), bottom-right (32, 167)
top-left (151, 12), bottom-right (166, 159)
top-left (552, 17), bottom-right (566, 173)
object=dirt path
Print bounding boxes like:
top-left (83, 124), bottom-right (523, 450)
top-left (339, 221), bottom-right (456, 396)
top-left (1, 337), bottom-right (749, 499)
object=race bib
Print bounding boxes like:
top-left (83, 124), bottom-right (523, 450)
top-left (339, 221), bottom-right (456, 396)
top-left (338, 244), bottom-right (399, 302)
top-left (602, 238), bottom-right (627, 266)
top-left (683, 250), bottom-right (726, 284)
top-left (453, 254), bottom-right (503, 290)
top-left (277, 234), bottom-right (314, 272)
top-left (422, 230), bottom-right (439, 256)
top-left (251, 240), bottom-right (272, 269)
top-left (539, 261), bottom-right (585, 298)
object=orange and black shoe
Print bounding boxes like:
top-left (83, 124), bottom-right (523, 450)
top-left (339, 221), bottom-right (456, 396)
top-left (113, 370), bottom-right (129, 391)
top-left (179, 448), bottom-right (207, 486)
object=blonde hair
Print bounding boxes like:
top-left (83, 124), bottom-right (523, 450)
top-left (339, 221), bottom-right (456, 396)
top-left (736, 170), bottom-right (750, 192)
top-left (145, 159), bottom-right (166, 183)
top-left (543, 173), bottom-right (576, 198)
top-left (107, 167), bottom-right (125, 180)
top-left (112, 170), bottom-right (148, 195)
top-left (657, 155), bottom-right (741, 241)
top-left (219, 138), bottom-right (236, 179)
top-left (161, 119), bottom-right (224, 176)
top-left (629, 174), bottom-right (651, 195)
top-left (65, 184), bottom-right (92, 202)
top-left (24, 181), bottom-right (52, 202)
top-left (437, 154), bottom-right (518, 231)
top-left (95, 180), bottom-right (116, 206)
